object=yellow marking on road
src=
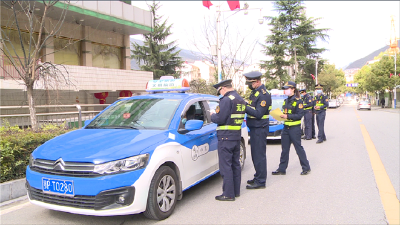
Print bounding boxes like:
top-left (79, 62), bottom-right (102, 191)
top-left (360, 124), bottom-right (400, 225)
top-left (358, 119), bottom-right (362, 122)
top-left (0, 201), bottom-right (31, 216)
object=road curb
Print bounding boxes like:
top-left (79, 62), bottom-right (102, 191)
top-left (0, 178), bottom-right (26, 203)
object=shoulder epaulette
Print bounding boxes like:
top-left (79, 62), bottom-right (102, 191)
top-left (228, 95), bottom-right (235, 100)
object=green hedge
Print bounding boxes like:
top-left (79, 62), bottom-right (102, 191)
top-left (0, 123), bottom-right (74, 183)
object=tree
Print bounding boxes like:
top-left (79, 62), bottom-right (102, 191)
top-left (189, 14), bottom-right (259, 86)
top-left (0, 1), bottom-right (73, 131)
top-left (131, 1), bottom-right (183, 79)
top-left (261, 0), bottom-right (329, 89)
top-left (188, 79), bottom-right (216, 95)
top-left (354, 54), bottom-right (400, 107)
top-left (317, 63), bottom-right (345, 98)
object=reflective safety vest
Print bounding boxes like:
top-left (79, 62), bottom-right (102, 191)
top-left (282, 99), bottom-right (301, 126)
top-left (314, 95), bottom-right (325, 111)
top-left (217, 94), bottom-right (246, 131)
top-left (302, 95), bottom-right (313, 110)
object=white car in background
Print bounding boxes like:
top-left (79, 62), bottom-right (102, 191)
top-left (328, 99), bottom-right (339, 108)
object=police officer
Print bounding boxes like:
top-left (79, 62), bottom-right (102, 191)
top-left (311, 102), bottom-right (317, 139)
top-left (300, 89), bottom-right (313, 140)
top-left (314, 84), bottom-right (329, 144)
top-left (211, 79), bottom-right (246, 201)
top-left (243, 71), bottom-right (272, 189)
top-left (272, 81), bottom-right (311, 175)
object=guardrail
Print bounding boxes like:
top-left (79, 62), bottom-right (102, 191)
top-left (0, 104), bottom-right (110, 129)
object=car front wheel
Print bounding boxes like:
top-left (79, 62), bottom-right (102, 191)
top-left (144, 166), bottom-right (178, 220)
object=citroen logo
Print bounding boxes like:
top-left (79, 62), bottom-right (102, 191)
top-left (53, 158), bottom-right (66, 171)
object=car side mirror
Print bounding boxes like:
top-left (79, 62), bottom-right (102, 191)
top-left (84, 119), bottom-right (93, 127)
top-left (178, 120), bottom-right (203, 134)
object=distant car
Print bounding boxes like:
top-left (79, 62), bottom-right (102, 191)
top-left (338, 98), bottom-right (344, 104)
top-left (357, 100), bottom-right (371, 110)
top-left (328, 99), bottom-right (339, 108)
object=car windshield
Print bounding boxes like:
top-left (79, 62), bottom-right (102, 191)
top-left (360, 101), bottom-right (369, 104)
top-left (86, 98), bottom-right (181, 130)
top-left (271, 97), bottom-right (285, 110)
top-left (329, 99), bottom-right (337, 102)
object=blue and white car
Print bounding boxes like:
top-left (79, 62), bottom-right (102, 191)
top-left (26, 78), bottom-right (249, 220)
top-left (267, 89), bottom-right (287, 140)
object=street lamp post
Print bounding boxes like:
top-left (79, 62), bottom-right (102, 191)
top-left (315, 58), bottom-right (319, 85)
top-left (215, 5), bottom-right (263, 82)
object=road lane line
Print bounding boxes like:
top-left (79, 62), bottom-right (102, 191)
top-left (0, 201), bottom-right (31, 216)
top-left (360, 124), bottom-right (400, 225)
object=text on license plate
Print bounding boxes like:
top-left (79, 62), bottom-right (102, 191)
top-left (42, 178), bottom-right (74, 196)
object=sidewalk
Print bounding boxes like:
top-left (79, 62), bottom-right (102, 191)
top-left (371, 105), bottom-right (400, 113)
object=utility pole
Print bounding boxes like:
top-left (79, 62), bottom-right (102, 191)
top-left (217, 4), bottom-right (222, 82)
top-left (315, 58), bottom-right (319, 85)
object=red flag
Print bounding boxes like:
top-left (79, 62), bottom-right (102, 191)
top-left (203, 1), bottom-right (213, 9)
top-left (311, 74), bottom-right (315, 80)
top-left (227, 1), bottom-right (240, 10)
top-left (390, 73), bottom-right (393, 78)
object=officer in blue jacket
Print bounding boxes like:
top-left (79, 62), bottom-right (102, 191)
top-left (243, 71), bottom-right (272, 189)
top-left (314, 84), bottom-right (329, 143)
top-left (211, 79), bottom-right (246, 201)
top-left (300, 89), bottom-right (313, 140)
top-left (272, 81), bottom-right (311, 175)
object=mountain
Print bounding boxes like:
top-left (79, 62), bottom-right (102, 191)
top-left (130, 38), bottom-right (204, 70)
top-left (344, 40), bottom-right (400, 70)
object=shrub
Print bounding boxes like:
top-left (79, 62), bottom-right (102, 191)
top-left (0, 123), bottom-right (74, 183)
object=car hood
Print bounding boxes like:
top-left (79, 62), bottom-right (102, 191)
top-left (32, 129), bottom-right (169, 164)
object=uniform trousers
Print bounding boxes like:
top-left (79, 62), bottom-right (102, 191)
top-left (312, 113), bottom-right (316, 138)
top-left (278, 125), bottom-right (310, 172)
top-left (249, 126), bottom-right (268, 185)
top-left (218, 140), bottom-right (241, 198)
top-left (316, 110), bottom-right (326, 141)
top-left (303, 110), bottom-right (313, 139)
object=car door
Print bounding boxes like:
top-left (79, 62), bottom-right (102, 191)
top-left (178, 100), bottom-right (218, 188)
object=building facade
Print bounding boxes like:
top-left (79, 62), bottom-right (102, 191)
top-left (0, 1), bottom-right (153, 126)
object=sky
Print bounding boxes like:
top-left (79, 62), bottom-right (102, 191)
top-left (131, 1), bottom-right (400, 70)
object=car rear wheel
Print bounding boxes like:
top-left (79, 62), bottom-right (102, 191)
top-left (144, 166), bottom-right (177, 220)
top-left (239, 140), bottom-right (246, 170)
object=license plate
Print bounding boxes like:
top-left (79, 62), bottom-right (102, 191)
top-left (42, 178), bottom-right (74, 196)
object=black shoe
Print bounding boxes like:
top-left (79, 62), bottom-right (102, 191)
top-left (301, 136), bottom-right (306, 140)
top-left (301, 170), bottom-right (311, 175)
top-left (215, 195), bottom-right (235, 201)
top-left (246, 183), bottom-right (266, 189)
top-left (235, 194), bottom-right (240, 198)
top-left (272, 170), bottom-right (286, 175)
top-left (312, 137), bottom-right (316, 139)
top-left (305, 138), bottom-right (312, 140)
top-left (316, 140), bottom-right (323, 144)
top-left (323, 138), bottom-right (327, 141)
top-left (247, 179), bottom-right (255, 184)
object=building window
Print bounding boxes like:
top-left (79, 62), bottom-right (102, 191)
top-left (92, 43), bottom-right (121, 69)
top-left (54, 38), bottom-right (81, 66)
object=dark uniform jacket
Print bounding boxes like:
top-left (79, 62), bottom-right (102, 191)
top-left (245, 84), bottom-right (272, 128)
top-left (211, 90), bottom-right (246, 141)
top-left (314, 94), bottom-right (329, 114)
top-left (282, 95), bottom-right (304, 126)
top-left (302, 93), bottom-right (313, 111)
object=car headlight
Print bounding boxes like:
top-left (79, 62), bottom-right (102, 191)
top-left (94, 153), bottom-right (149, 175)
top-left (29, 154), bottom-right (35, 167)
